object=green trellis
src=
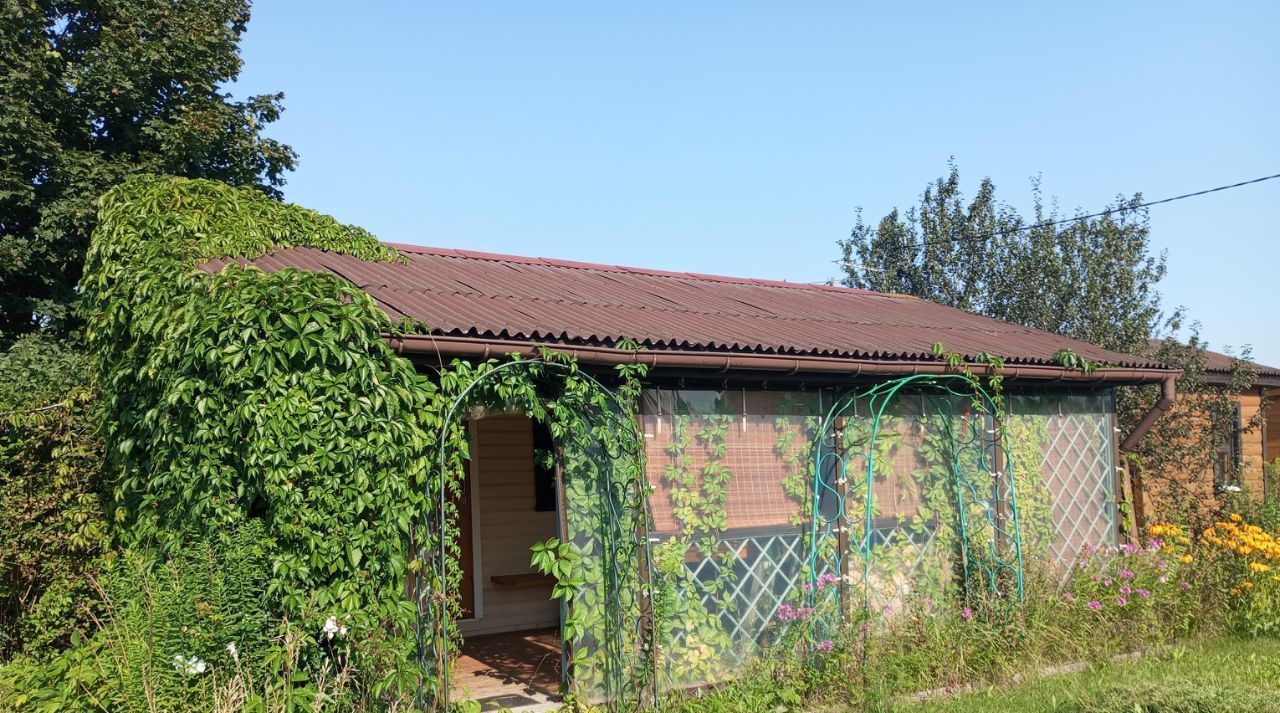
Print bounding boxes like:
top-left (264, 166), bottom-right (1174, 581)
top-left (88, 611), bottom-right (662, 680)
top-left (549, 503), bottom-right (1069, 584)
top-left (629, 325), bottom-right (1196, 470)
top-left (414, 357), bottom-right (655, 711)
top-left (805, 374), bottom-right (1025, 628)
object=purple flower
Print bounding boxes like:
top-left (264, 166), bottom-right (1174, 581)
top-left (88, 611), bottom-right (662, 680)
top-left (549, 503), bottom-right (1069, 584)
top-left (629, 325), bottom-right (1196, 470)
top-left (817, 640), bottom-right (834, 653)
top-left (1087, 600), bottom-right (1102, 611)
top-left (1118, 569), bottom-right (1135, 580)
top-left (1102, 578), bottom-right (1113, 587)
top-left (1147, 538), bottom-right (1163, 551)
top-left (1137, 589), bottom-right (1151, 599)
top-left (1179, 581), bottom-right (1192, 590)
top-left (960, 607), bottom-right (973, 621)
top-left (1120, 585), bottom-right (1132, 596)
top-left (1115, 596), bottom-right (1128, 606)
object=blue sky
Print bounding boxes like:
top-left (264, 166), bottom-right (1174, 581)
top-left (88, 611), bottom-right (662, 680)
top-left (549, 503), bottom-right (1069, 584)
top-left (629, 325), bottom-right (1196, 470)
top-left (233, 2), bottom-right (1279, 364)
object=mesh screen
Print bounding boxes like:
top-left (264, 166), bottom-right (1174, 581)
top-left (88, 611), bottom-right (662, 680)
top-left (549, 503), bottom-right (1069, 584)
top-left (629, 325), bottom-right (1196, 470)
top-left (1007, 393), bottom-right (1118, 567)
top-left (637, 387), bottom-right (1117, 687)
top-left (641, 389), bottom-right (820, 687)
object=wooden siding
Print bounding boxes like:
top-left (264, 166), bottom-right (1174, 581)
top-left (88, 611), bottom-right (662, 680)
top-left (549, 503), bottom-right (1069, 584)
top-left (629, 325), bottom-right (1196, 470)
top-left (1137, 389), bottom-right (1270, 522)
top-left (1266, 392), bottom-right (1280, 468)
top-left (457, 415), bottom-right (560, 638)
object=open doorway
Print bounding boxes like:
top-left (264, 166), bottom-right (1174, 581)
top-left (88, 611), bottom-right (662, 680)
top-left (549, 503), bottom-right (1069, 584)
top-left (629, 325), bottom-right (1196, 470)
top-left (453, 414), bottom-right (564, 709)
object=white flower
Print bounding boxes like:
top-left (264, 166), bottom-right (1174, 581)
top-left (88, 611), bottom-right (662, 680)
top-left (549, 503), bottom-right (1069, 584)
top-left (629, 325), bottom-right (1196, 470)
top-left (322, 615), bottom-right (341, 640)
top-left (338, 625), bottom-right (348, 637)
top-left (173, 654), bottom-right (209, 675)
top-left (226, 642), bottom-right (239, 660)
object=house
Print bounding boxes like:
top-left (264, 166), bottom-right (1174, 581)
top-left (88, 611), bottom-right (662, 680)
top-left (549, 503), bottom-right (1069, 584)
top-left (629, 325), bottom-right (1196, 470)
top-left (1198, 347), bottom-right (1280, 496)
top-left (207, 244), bottom-right (1177, 706)
top-left (1129, 343), bottom-right (1280, 522)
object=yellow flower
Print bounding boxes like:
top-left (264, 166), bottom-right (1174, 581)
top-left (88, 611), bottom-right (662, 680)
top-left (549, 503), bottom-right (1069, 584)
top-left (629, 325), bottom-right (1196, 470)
top-left (1241, 581), bottom-right (1255, 589)
top-left (1230, 513), bottom-right (1243, 522)
top-left (1180, 554), bottom-right (1193, 565)
top-left (1250, 562), bottom-right (1271, 573)
top-left (1232, 588), bottom-right (1242, 596)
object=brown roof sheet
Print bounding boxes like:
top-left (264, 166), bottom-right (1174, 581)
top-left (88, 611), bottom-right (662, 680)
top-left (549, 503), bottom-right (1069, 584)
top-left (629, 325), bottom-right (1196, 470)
top-left (1148, 340), bottom-right (1280, 385)
top-left (203, 244), bottom-right (1169, 370)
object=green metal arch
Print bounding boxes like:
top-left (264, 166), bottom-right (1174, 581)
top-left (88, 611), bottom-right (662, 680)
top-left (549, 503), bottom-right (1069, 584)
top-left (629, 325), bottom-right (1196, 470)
top-left (805, 374), bottom-right (1025, 626)
top-left (415, 358), bottom-right (654, 711)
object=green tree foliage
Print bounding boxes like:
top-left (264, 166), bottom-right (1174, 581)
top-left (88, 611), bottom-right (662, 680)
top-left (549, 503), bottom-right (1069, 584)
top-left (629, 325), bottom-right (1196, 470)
top-left (838, 162), bottom-right (1165, 354)
top-left (0, 335), bottom-right (107, 659)
top-left (0, 0), bottom-right (296, 343)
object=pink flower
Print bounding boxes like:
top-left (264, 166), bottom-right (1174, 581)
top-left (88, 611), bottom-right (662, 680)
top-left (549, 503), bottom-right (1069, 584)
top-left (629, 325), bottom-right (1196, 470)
top-left (1102, 578), bottom-right (1113, 587)
top-left (1179, 581), bottom-right (1192, 590)
top-left (960, 607), bottom-right (973, 621)
top-left (1158, 575), bottom-right (1169, 584)
top-left (1087, 600), bottom-right (1102, 611)
top-left (1061, 592), bottom-right (1074, 601)
top-left (817, 640), bottom-right (834, 653)
top-left (1137, 589), bottom-right (1151, 599)
top-left (1120, 585), bottom-right (1132, 596)
top-left (1115, 596), bottom-right (1128, 606)
top-left (1118, 569), bottom-right (1135, 580)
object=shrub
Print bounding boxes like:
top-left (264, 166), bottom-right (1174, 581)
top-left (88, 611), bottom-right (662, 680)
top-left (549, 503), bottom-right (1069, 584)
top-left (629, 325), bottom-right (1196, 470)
top-left (0, 522), bottom-right (389, 713)
top-left (0, 334), bottom-right (108, 659)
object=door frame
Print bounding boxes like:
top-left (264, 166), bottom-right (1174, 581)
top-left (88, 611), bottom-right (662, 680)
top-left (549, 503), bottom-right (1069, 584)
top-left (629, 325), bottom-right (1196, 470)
top-left (458, 420), bottom-right (484, 621)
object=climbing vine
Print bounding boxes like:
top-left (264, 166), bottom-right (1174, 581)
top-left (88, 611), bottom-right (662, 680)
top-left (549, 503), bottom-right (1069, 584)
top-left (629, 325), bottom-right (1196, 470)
top-left (80, 176), bottom-right (658, 709)
top-left (421, 351), bottom-right (654, 709)
top-left (81, 177), bottom-right (432, 697)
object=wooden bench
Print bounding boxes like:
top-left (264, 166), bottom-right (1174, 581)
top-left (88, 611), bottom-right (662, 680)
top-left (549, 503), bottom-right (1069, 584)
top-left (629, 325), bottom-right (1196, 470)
top-left (489, 573), bottom-right (556, 589)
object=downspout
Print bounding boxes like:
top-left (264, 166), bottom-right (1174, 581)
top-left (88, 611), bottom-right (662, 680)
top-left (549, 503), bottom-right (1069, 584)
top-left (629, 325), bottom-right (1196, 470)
top-left (1119, 372), bottom-right (1178, 453)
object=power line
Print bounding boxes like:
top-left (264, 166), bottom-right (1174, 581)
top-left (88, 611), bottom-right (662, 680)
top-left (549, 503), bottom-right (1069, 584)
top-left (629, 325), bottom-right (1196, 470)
top-left (850, 171), bottom-right (1280, 255)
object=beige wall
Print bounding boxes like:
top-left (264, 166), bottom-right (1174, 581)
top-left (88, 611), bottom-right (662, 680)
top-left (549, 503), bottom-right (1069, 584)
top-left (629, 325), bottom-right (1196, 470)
top-left (458, 414), bottom-right (560, 638)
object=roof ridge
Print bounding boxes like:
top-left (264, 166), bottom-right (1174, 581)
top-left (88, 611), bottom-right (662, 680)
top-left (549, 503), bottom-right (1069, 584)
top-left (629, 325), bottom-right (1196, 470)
top-left (381, 242), bottom-right (913, 300)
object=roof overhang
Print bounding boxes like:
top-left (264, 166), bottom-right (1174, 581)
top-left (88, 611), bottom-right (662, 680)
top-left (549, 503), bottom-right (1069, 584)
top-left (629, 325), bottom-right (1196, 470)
top-left (389, 334), bottom-right (1178, 387)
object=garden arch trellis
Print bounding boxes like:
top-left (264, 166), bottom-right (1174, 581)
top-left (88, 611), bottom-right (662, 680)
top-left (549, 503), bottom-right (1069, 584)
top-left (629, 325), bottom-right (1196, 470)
top-left (413, 356), bottom-right (655, 711)
top-left (805, 374), bottom-right (1026, 627)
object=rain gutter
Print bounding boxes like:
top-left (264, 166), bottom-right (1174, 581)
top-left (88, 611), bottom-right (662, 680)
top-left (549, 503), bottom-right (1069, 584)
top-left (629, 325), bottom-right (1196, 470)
top-left (389, 334), bottom-right (1177, 387)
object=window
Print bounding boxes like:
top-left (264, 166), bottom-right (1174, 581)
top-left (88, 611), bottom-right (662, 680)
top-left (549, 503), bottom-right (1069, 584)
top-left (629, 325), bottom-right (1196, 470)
top-left (532, 420), bottom-right (557, 512)
top-left (1213, 403), bottom-right (1244, 492)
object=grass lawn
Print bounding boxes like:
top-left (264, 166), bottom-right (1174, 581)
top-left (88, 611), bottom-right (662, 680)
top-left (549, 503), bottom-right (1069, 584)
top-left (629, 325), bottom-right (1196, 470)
top-left (888, 637), bottom-right (1280, 713)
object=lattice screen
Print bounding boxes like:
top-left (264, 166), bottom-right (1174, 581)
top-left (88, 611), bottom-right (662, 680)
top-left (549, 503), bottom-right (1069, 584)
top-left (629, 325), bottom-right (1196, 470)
top-left (1007, 393), bottom-right (1118, 567)
top-left (638, 387), bottom-right (1117, 687)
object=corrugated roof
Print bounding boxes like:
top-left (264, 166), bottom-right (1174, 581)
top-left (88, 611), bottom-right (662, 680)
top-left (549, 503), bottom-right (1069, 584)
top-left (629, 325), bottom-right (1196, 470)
top-left (202, 244), bottom-right (1169, 369)
top-left (1148, 340), bottom-right (1280, 385)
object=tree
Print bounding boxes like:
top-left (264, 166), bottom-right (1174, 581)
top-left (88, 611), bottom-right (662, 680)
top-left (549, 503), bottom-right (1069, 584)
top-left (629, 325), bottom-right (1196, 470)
top-left (0, 0), bottom-right (295, 344)
top-left (841, 162), bottom-right (1264, 522)
top-left (838, 161), bottom-right (1165, 355)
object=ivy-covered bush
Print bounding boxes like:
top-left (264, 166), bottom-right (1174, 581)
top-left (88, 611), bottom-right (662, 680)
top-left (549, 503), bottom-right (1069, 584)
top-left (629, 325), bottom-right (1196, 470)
top-left (0, 334), bottom-right (108, 658)
top-left (78, 176), bottom-right (437, 681)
